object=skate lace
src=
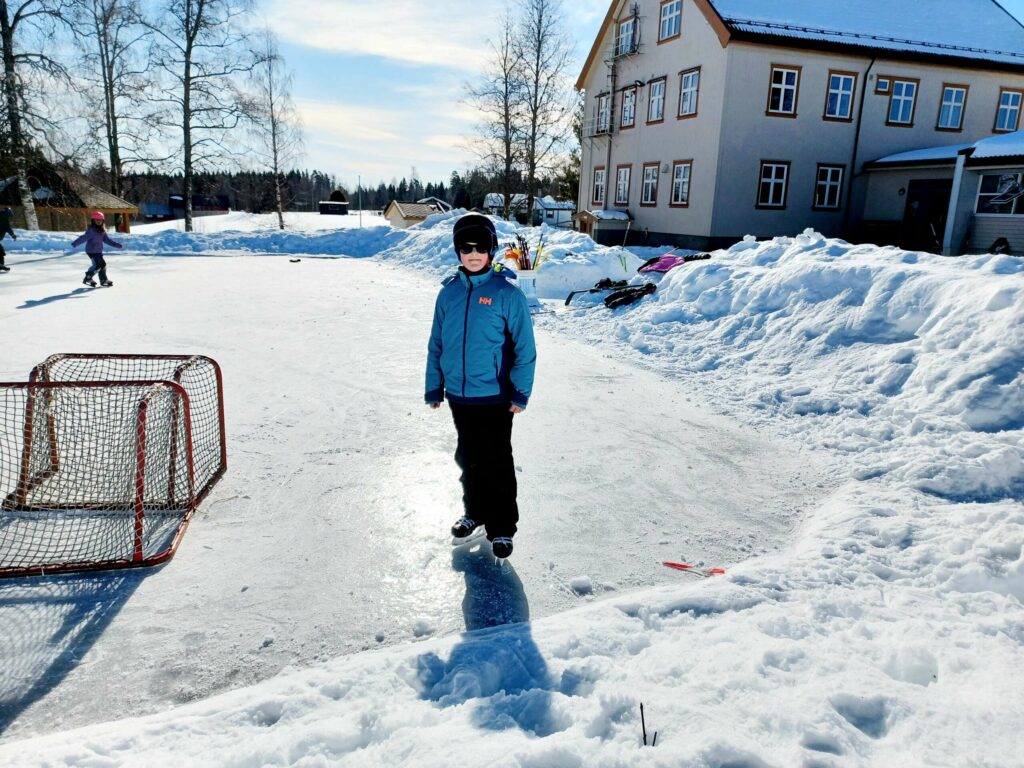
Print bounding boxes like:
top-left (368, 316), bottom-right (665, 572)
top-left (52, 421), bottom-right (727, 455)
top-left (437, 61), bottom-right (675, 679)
top-left (454, 517), bottom-right (476, 531)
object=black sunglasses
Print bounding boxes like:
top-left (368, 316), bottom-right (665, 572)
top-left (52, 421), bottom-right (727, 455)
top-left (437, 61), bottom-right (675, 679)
top-left (457, 242), bottom-right (490, 255)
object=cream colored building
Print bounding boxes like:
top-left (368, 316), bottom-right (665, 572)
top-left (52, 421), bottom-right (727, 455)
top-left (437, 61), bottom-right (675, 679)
top-left (577, 0), bottom-right (1024, 253)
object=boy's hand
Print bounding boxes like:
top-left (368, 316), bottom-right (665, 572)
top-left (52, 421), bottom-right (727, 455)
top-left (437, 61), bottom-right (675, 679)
top-left (428, 402), bottom-right (441, 409)
top-left (509, 404), bottom-right (524, 414)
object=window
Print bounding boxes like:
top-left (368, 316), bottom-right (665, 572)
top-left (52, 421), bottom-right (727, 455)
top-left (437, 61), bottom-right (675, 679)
top-left (545, 208), bottom-right (554, 219)
top-left (597, 93), bottom-right (611, 132)
top-left (813, 165), bottom-right (844, 210)
top-left (592, 167), bottom-right (605, 204)
top-left (641, 163), bottom-right (659, 206)
top-left (670, 160), bottom-right (691, 206)
top-left (659, 0), bottom-right (681, 41)
top-left (976, 172), bottom-right (1024, 214)
top-left (767, 66), bottom-right (800, 115)
top-left (757, 161), bottom-right (790, 208)
top-left (886, 79), bottom-right (918, 125)
top-left (995, 88), bottom-right (1022, 132)
top-left (824, 71), bottom-right (856, 120)
top-left (875, 77), bottom-right (890, 94)
top-left (937, 85), bottom-right (967, 130)
top-left (615, 165), bottom-right (631, 206)
top-left (648, 77), bottom-right (666, 123)
top-left (678, 68), bottom-right (700, 117)
top-left (616, 16), bottom-right (637, 57)
top-left (621, 87), bottom-right (636, 128)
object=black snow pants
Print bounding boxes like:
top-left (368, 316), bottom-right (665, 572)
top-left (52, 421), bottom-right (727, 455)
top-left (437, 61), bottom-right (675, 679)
top-left (85, 253), bottom-right (108, 282)
top-left (449, 402), bottom-right (518, 539)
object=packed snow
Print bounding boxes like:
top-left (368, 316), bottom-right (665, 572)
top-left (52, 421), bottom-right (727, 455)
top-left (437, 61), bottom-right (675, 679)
top-left (0, 211), bottom-right (1021, 767)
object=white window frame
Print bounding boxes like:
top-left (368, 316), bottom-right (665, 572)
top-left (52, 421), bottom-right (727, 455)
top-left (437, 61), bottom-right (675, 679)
top-left (824, 72), bottom-right (855, 120)
top-left (641, 164), bottom-right (659, 206)
top-left (648, 78), bottom-right (666, 122)
top-left (976, 172), bottom-right (1023, 214)
top-left (768, 66), bottom-right (800, 115)
top-left (887, 79), bottom-right (918, 125)
top-left (757, 162), bottom-right (789, 208)
top-left (621, 87), bottom-right (636, 128)
top-left (813, 165), bottom-right (844, 210)
top-left (616, 17), bottom-right (637, 57)
top-left (659, 0), bottom-right (681, 41)
top-left (937, 85), bottom-right (967, 130)
top-left (615, 166), bottom-right (631, 206)
top-left (592, 167), bottom-right (606, 204)
top-left (679, 68), bottom-right (700, 117)
top-left (597, 93), bottom-right (611, 132)
top-left (996, 89), bottom-right (1022, 132)
top-left (670, 161), bottom-right (691, 206)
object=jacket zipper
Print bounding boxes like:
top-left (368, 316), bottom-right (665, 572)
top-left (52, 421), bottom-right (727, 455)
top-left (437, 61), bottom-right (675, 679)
top-left (461, 280), bottom-right (472, 396)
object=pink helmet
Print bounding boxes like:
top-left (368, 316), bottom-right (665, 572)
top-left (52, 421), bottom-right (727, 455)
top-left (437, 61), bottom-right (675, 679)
top-left (90, 211), bottom-right (105, 221)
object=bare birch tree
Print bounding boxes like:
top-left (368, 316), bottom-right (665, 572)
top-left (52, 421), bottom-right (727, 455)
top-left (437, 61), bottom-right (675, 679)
top-left (516, 0), bottom-right (573, 220)
top-left (248, 29), bottom-right (301, 230)
top-left (69, 0), bottom-right (165, 198)
top-left (465, 6), bottom-right (524, 220)
top-left (146, 0), bottom-right (258, 231)
top-left (0, 0), bottom-right (69, 229)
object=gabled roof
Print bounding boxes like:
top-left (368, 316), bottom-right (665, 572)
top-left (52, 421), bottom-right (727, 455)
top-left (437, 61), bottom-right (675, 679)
top-left (535, 195), bottom-right (575, 210)
top-left (577, 0), bottom-right (1024, 89)
top-left (385, 200), bottom-right (439, 219)
top-left (0, 165), bottom-right (136, 210)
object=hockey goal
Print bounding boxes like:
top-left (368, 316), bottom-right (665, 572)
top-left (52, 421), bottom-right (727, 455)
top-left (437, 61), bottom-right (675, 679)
top-left (0, 355), bottom-right (226, 577)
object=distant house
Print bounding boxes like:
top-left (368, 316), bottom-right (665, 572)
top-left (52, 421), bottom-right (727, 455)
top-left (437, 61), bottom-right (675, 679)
top-left (384, 200), bottom-right (445, 228)
top-left (319, 200), bottom-right (349, 215)
top-left (0, 165), bottom-right (138, 232)
top-left (138, 202), bottom-right (173, 221)
top-left (484, 193), bottom-right (575, 226)
top-left (169, 194), bottom-right (229, 219)
top-left (417, 196), bottom-right (452, 212)
top-left (533, 195), bottom-right (576, 227)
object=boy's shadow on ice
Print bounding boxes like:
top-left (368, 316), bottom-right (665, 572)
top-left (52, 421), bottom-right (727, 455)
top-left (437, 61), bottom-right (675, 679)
top-left (17, 287), bottom-right (92, 309)
top-left (414, 543), bottom-right (565, 736)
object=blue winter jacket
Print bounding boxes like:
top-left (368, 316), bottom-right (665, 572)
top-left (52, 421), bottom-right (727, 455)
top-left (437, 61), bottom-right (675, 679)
top-left (425, 267), bottom-right (536, 408)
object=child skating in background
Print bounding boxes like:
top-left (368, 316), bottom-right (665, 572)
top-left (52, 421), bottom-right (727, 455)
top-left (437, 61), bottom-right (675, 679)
top-left (425, 213), bottom-right (537, 560)
top-left (0, 207), bottom-right (15, 273)
top-left (73, 211), bottom-right (122, 287)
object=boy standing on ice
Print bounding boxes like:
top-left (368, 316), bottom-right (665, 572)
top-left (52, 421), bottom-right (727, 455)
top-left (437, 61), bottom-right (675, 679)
top-left (73, 211), bottom-right (122, 287)
top-left (425, 213), bottom-right (537, 560)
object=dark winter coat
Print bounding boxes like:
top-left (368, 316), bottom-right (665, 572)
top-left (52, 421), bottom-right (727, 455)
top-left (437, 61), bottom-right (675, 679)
top-left (425, 267), bottom-right (536, 409)
top-left (0, 211), bottom-right (15, 240)
top-left (72, 225), bottom-right (122, 254)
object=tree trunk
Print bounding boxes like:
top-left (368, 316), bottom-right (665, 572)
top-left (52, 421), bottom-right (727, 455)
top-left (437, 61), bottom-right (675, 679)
top-left (0, 2), bottom-right (39, 230)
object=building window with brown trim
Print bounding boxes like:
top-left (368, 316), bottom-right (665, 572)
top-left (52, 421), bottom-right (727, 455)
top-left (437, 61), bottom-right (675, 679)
top-left (767, 65), bottom-right (800, 116)
top-left (886, 78), bottom-right (918, 126)
top-left (596, 93), bottom-right (611, 133)
top-left (678, 67), bottom-right (700, 118)
top-left (620, 87), bottom-right (637, 129)
top-left (757, 161), bottom-right (790, 208)
top-left (995, 88), bottom-right (1023, 132)
top-left (641, 163), bottom-right (659, 206)
top-left (824, 71), bottom-right (856, 121)
top-left (647, 77), bottom-right (666, 123)
top-left (615, 15), bottom-right (637, 57)
top-left (615, 165), bottom-right (631, 206)
top-left (937, 85), bottom-right (968, 131)
top-left (670, 160), bottom-right (691, 206)
top-left (813, 164), bottom-right (844, 210)
top-left (592, 167), bottom-right (606, 205)
top-left (659, 0), bottom-right (681, 42)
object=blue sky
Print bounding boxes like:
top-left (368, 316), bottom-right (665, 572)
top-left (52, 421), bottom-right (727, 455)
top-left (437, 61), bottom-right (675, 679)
top-left (257, 0), bottom-right (606, 189)
top-left (259, 0), bottom-right (1024, 190)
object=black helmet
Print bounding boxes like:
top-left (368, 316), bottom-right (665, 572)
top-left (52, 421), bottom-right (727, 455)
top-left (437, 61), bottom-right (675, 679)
top-left (452, 213), bottom-right (497, 257)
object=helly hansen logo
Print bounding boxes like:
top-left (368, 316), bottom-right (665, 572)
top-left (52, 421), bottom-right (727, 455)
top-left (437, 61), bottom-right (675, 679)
top-left (478, 296), bottom-right (493, 305)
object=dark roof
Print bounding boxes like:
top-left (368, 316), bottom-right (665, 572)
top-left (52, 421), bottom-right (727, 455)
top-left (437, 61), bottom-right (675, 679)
top-left (0, 165), bottom-right (136, 210)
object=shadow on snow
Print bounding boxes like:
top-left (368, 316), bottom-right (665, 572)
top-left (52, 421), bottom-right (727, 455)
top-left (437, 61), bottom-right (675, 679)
top-left (414, 541), bottom-right (566, 737)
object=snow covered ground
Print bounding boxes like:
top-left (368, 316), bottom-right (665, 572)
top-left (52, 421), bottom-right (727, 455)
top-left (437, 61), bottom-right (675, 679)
top-left (0, 212), bottom-right (1021, 767)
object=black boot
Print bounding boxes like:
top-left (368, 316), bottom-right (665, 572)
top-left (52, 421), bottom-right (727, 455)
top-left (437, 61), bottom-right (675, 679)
top-left (492, 537), bottom-right (513, 559)
top-left (451, 516), bottom-right (479, 538)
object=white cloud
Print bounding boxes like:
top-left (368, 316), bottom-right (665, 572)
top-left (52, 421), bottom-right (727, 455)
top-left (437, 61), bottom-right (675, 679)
top-left (264, 0), bottom-right (504, 71)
